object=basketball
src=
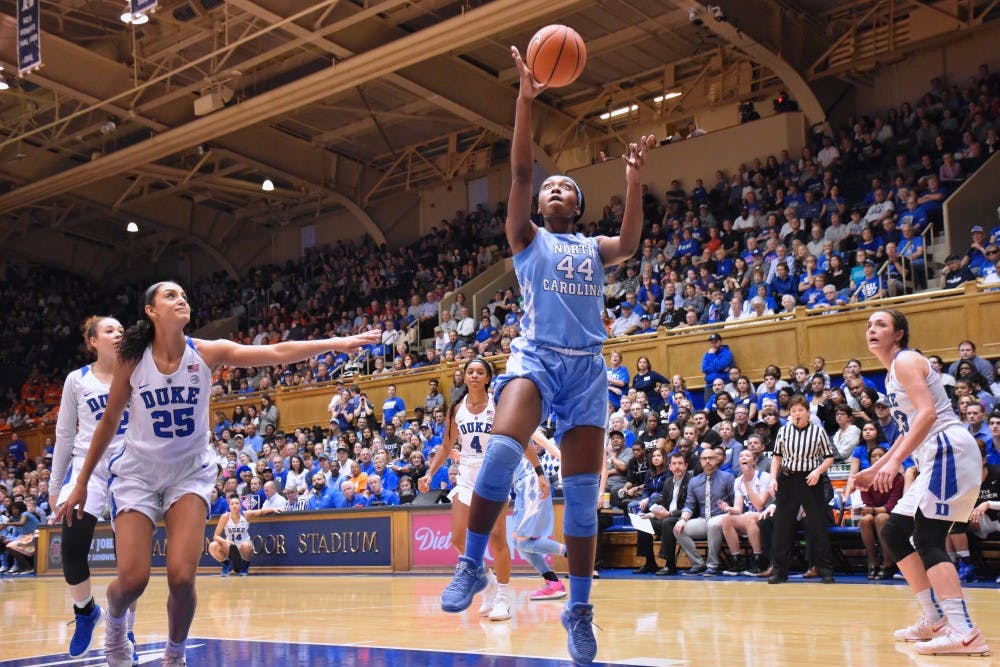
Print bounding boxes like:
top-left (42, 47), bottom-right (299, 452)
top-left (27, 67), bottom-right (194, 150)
top-left (525, 25), bottom-right (586, 88)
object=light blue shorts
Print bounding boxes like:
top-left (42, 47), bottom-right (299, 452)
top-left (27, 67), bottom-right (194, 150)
top-left (494, 338), bottom-right (608, 442)
top-left (511, 464), bottom-right (555, 539)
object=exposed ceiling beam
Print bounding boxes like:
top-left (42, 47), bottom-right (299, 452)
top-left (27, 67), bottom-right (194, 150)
top-left (0, 0), bottom-right (593, 217)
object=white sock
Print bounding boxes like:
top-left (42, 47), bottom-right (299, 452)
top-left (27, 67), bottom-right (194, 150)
top-left (106, 610), bottom-right (128, 627)
top-left (496, 583), bottom-right (510, 597)
top-left (165, 639), bottom-right (187, 657)
top-left (127, 608), bottom-right (136, 632)
top-left (72, 593), bottom-right (93, 609)
top-left (957, 549), bottom-right (970, 559)
top-left (915, 588), bottom-right (943, 622)
top-left (947, 551), bottom-right (957, 562)
top-left (940, 597), bottom-right (975, 633)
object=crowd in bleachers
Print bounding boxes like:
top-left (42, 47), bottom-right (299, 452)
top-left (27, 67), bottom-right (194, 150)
top-left (596, 337), bottom-right (1000, 580)
top-left (2, 64), bottom-right (1000, 576)
top-left (595, 66), bottom-right (1000, 336)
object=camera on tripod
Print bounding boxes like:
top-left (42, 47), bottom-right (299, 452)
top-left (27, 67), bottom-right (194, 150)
top-left (739, 101), bottom-right (760, 124)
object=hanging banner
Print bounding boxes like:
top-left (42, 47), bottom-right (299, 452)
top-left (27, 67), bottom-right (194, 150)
top-left (16, 0), bottom-right (41, 76)
top-left (130, 0), bottom-right (158, 15)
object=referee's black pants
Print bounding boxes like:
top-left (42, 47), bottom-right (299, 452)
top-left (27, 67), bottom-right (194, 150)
top-left (771, 471), bottom-right (833, 576)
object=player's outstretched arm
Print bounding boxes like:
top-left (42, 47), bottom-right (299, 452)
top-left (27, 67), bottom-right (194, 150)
top-left (598, 136), bottom-right (657, 266)
top-left (506, 46), bottom-right (547, 255)
top-left (197, 330), bottom-right (381, 369)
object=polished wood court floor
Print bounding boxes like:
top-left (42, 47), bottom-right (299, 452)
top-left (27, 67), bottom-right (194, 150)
top-left (2, 574), bottom-right (1000, 665)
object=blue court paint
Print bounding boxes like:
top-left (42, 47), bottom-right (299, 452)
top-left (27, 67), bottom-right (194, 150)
top-left (1, 638), bottom-right (639, 666)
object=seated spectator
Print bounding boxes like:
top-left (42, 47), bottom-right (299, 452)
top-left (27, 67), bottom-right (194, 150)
top-left (397, 476), bottom-right (418, 504)
top-left (854, 444), bottom-right (904, 580)
top-left (638, 444), bottom-right (690, 562)
top-left (940, 252), bottom-right (976, 289)
top-left (609, 302), bottom-right (640, 337)
top-left (604, 430), bottom-right (632, 498)
top-left (366, 475), bottom-right (400, 506)
top-left (673, 448), bottom-right (735, 576)
top-left (336, 480), bottom-right (369, 509)
top-left (852, 258), bottom-right (885, 302)
top-left (719, 450), bottom-right (772, 575)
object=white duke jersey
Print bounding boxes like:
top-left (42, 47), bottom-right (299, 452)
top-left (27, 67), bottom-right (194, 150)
top-left (124, 338), bottom-right (212, 460)
top-left (455, 394), bottom-right (496, 463)
top-left (885, 349), bottom-right (961, 446)
top-left (50, 365), bottom-right (129, 498)
top-left (224, 512), bottom-right (250, 543)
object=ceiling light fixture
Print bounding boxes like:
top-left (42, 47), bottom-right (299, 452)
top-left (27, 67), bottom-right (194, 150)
top-left (654, 92), bottom-right (682, 103)
top-left (261, 178), bottom-right (275, 192)
top-left (599, 104), bottom-right (638, 120)
top-left (126, 221), bottom-right (139, 233)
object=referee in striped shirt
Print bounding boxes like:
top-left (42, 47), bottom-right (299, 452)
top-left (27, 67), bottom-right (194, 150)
top-left (768, 394), bottom-right (836, 584)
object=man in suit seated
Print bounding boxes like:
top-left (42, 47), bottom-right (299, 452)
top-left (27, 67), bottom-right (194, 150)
top-left (633, 452), bottom-right (692, 575)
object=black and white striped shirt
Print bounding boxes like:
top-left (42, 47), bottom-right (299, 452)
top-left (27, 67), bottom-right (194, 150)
top-left (773, 422), bottom-right (835, 472)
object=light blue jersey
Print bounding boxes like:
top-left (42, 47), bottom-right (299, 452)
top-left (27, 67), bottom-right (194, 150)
top-left (514, 227), bottom-right (606, 350)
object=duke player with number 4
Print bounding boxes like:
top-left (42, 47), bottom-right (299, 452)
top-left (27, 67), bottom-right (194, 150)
top-left (853, 310), bottom-right (989, 656)
top-left (50, 316), bottom-right (139, 663)
top-left (55, 281), bottom-right (380, 667)
top-left (438, 44), bottom-right (654, 665)
top-left (421, 358), bottom-right (549, 622)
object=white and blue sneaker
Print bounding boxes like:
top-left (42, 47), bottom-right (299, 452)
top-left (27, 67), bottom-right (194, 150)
top-left (561, 602), bottom-right (597, 665)
top-left (103, 615), bottom-right (135, 667)
top-left (68, 604), bottom-right (102, 657)
top-left (440, 556), bottom-right (488, 613)
top-left (127, 630), bottom-right (138, 666)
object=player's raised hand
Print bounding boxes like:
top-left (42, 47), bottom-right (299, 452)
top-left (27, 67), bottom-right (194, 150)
top-left (624, 135), bottom-right (657, 184)
top-left (511, 46), bottom-right (548, 100)
top-left (337, 329), bottom-right (382, 352)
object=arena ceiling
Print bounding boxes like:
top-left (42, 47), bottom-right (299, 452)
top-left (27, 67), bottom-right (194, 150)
top-left (0, 0), bottom-right (995, 280)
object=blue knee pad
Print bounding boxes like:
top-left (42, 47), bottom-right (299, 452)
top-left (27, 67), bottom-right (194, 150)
top-left (562, 473), bottom-right (600, 537)
top-left (472, 434), bottom-right (524, 502)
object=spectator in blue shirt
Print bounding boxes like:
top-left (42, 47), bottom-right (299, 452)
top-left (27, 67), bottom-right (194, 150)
top-left (800, 272), bottom-right (826, 308)
top-left (963, 225), bottom-right (990, 274)
top-left (6, 434), bottom-right (27, 462)
top-left (381, 384), bottom-right (406, 428)
top-left (767, 263), bottom-right (796, 298)
top-left (365, 475), bottom-right (400, 507)
top-left (474, 316), bottom-right (495, 345)
top-left (337, 481), bottom-right (370, 509)
top-left (306, 473), bottom-right (339, 510)
top-left (853, 259), bottom-right (884, 302)
top-left (897, 223), bottom-right (926, 285)
top-left (269, 455), bottom-right (290, 492)
top-left (676, 228), bottom-right (700, 258)
top-left (606, 351), bottom-right (630, 411)
top-left (702, 333), bottom-right (735, 399)
top-left (637, 275), bottom-right (662, 305)
top-left (372, 453), bottom-right (400, 491)
top-left (897, 193), bottom-right (929, 233)
top-left (213, 411), bottom-right (232, 439)
top-left (243, 423), bottom-right (263, 455)
top-left (916, 175), bottom-right (946, 224)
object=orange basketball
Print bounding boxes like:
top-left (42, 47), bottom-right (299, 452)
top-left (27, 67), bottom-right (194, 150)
top-left (525, 25), bottom-right (586, 88)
